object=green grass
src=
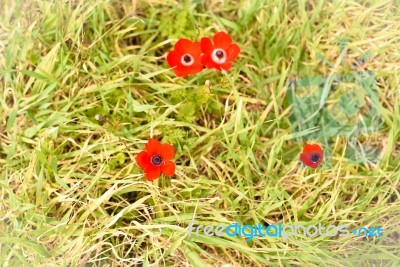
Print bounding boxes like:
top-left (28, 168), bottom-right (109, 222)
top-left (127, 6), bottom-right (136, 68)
top-left (1, 0), bottom-right (400, 266)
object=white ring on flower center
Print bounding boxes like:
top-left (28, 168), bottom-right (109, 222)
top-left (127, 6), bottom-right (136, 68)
top-left (211, 49), bottom-right (227, 64)
top-left (181, 54), bottom-right (194, 66)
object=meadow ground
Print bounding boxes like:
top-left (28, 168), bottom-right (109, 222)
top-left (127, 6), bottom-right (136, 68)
top-left (1, 0), bottom-right (400, 266)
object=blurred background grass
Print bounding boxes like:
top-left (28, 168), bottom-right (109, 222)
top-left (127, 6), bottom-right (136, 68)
top-left (1, 0), bottom-right (399, 266)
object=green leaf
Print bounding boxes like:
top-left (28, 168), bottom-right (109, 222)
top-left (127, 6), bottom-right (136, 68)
top-left (133, 104), bottom-right (157, 112)
top-left (183, 245), bottom-right (207, 267)
top-left (0, 237), bottom-right (51, 257)
top-left (6, 109), bottom-right (17, 131)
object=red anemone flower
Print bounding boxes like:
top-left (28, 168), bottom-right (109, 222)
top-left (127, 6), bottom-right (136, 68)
top-left (200, 32), bottom-right (240, 71)
top-left (166, 39), bottom-right (203, 77)
top-left (135, 138), bottom-right (176, 181)
top-left (300, 143), bottom-right (324, 169)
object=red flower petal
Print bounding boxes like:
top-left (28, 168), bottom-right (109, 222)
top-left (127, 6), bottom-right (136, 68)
top-left (200, 37), bottom-right (214, 54)
top-left (174, 38), bottom-right (192, 54)
top-left (167, 39), bottom-right (202, 77)
top-left (189, 65), bottom-right (204, 74)
top-left (138, 139), bottom-right (176, 181)
top-left (315, 151), bottom-right (323, 162)
top-left (200, 53), bottom-right (211, 66)
top-left (160, 144), bottom-right (174, 161)
top-left (166, 50), bottom-right (181, 68)
top-left (172, 65), bottom-right (202, 77)
top-left (299, 143), bottom-right (324, 168)
top-left (188, 41), bottom-right (201, 58)
top-left (173, 67), bottom-right (192, 77)
top-left (175, 39), bottom-right (201, 56)
top-left (227, 44), bottom-right (240, 61)
top-left (300, 152), bottom-right (318, 168)
top-left (219, 62), bottom-right (232, 71)
top-left (145, 138), bottom-right (162, 156)
top-left (201, 33), bottom-right (239, 71)
top-left (213, 32), bottom-right (232, 50)
top-left (135, 151), bottom-right (151, 169)
top-left (302, 144), bottom-right (323, 153)
top-left (162, 161), bottom-right (176, 176)
top-left (200, 54), bottom-right (221, 70)
top-left (144, 166), bottom-right (161, 181)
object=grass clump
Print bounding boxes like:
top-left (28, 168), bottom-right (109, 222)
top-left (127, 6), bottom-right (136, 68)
top-left (1, 0), bottom-right (399, 266)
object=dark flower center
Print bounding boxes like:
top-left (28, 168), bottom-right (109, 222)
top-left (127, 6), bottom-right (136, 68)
top-left (151, 155), bottom-right (163, 166)
top-left (183, 55), bottom-right (192, 63)
top-left (311, 154), bottom-right (320, 163)
top-left (212, 49), bottom-right (227, 64)
top-left (215, 50), bottom-right (224, 58)
top-left (181, 54), bottom-right (194, 66)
